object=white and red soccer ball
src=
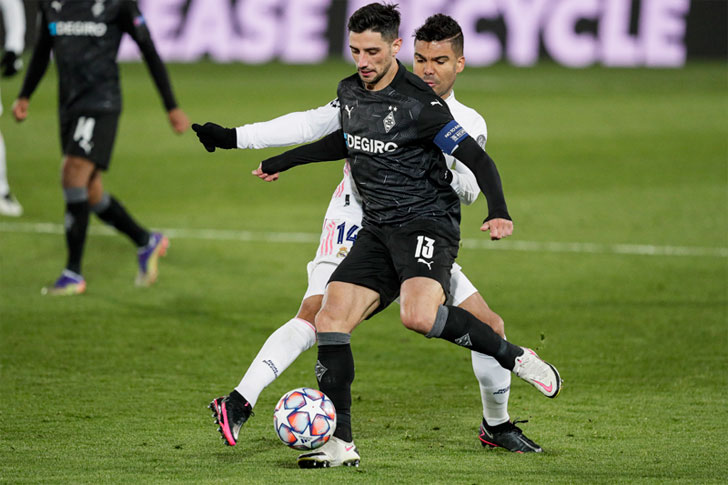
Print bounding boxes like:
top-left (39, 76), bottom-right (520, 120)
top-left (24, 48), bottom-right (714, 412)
top-left (273, 387), bottom-right (336, 450)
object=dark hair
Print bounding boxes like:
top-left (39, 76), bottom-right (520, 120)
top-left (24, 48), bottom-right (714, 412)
top-left (347, 3), bottom-right (400, 42)
top-left (414, 14), bottom-right (464, 57)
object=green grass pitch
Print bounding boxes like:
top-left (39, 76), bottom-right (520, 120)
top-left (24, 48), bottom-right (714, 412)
top-left (1, 60), bottom-right (726, 483)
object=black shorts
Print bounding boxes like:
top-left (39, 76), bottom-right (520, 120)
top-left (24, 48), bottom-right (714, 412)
top-left (60, 112), bottom-right (119, 170)
top-left (329, 217), bottom-right (460, 318)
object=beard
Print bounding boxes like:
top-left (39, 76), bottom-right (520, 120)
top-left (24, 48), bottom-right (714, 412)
top-left (359, 58), bottom-right (393, 88)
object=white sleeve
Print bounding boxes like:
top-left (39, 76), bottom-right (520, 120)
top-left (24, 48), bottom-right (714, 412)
top-left (235, 99), bottom-right (341, 149)
top-left (449, 115), bottom-right (487, 206)
top-left (0, 0), bottom-right (25, 53)
top-left (449, 161), bottom-right (480, 206)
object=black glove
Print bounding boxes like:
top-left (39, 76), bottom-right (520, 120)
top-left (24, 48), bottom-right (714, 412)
top-left (0, 51), bottom-right (22, 77)
top-left (191, 122), bottom-right (237, 152)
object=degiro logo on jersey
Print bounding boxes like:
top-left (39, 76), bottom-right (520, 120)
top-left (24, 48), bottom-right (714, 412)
top-left (344, 133), bottom-right (397, 154)
top-left (48, 21), bottom-right (108, 37)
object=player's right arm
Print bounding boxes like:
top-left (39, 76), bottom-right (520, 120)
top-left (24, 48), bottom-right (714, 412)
top-left (192, 100), bottom-right (341, 152)
top-left (237, 100), bottom-right (342, 149)
top-left (13, 10), bottom-right (52, 122)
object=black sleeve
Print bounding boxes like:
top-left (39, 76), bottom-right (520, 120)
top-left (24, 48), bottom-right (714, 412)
top-left (415, 98), bottom-right (454, 141)
top-left (261, 130), bottom-right (348, 174)
top-left (451, 137), bottom-right (511, 222)
top-left (18, 12), bottom-right (52, 99)
top-left (119, 2), bottom-right (178, 111)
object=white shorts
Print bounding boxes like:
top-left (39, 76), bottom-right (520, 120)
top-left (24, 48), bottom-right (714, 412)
top-left (302, 259), bottom-right (478, 307)
top-left (447, 262), bottom-right (478, 307)
top-left (302, 260), bottom-right (339, 300)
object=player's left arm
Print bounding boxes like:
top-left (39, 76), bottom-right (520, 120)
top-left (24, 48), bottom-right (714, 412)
top-left (120, 2), bottom-right (189, 133)
top-left (449, 138), bottom-right (512, 240)
top-left (419, 103), bottom-right (511, 240)
top-left (449, 116), bottom-right (487, 206)
top-left (253, 129), bottom-right (348, 181)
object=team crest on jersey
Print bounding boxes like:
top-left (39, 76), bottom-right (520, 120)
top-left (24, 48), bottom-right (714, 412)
top-left (51, 1), bottom-right (62, 12)
top-left (337, 246), bottom-right (348, 258)
top-left (383, 105), bottom-right (397, 133)
top-left (92, 0), bottom-right (105, 17)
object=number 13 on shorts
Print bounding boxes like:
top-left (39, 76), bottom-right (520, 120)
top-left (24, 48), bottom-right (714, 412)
top-left (415, 235), bottom-right (435, 259)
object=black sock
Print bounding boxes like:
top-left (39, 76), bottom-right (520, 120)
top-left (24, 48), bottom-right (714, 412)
top-left (65, 200), bottom-right (90, 275)
top-left (316, 334), bottom-right (354, 442)
top-left (229, 389), bottom-right (247, 404)
top-left (433, 305), bottom-right (523, 370)
top-left (94, 195), bottom-right (149, 247)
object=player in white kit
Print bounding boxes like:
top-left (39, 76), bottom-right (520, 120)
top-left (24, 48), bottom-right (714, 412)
top-left (0, 0), bottom-right (25, 216)
top-left (196, 15), bottom-right (544, 455)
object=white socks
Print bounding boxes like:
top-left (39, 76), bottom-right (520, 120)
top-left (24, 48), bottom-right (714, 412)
top-left (471, 350), bottom-right (511, 426)
top-left (0, 130), bottom-right (9, 196)
top-left (233, 315), bottom-right (512, 424)
top-left (235, 317), bottom-right (316, 408)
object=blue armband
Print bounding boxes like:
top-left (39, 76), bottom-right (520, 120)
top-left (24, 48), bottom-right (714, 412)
top-left (433, 120), bottom-right (470, 155)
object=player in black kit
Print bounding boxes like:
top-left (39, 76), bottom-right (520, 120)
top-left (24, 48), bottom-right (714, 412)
top-left (12, 0), bottom-right (189, 295)
top-left (238, 3), bottom-right (562, 468)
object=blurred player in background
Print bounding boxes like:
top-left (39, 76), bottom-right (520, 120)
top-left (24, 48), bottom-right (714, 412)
top-left (12, 0), bottom-right (189, 295)
top-left (195, 13), bottom-right (550, 460)
top-left (0, 0), bottom-right (25, 216)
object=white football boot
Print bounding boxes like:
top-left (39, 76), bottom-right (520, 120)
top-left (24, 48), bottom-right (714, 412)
top-left (297, 436), bottom-right (360, 468)
top-left (0, 193), bottom-right (22, 217)
top-left (512, 347), bottom-right (562, 398)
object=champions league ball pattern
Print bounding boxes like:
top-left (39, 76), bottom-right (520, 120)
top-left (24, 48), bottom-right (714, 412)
top-left (273, 388), bottom-right (336, 450)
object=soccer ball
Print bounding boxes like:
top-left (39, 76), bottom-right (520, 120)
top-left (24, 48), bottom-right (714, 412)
top-left (273, 387), bottom-right (336, 450)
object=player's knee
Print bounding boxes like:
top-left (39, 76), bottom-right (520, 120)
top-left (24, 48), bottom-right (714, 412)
top-left (297, 295), bottom-right (323, 325)
top-left (474, 310), bottom-right (505, 338)
top-left (400, 308), bottom-right (436, 335)
top-left (315, 307), bottom-right (342, 333)
top-left (61, 156), bottom-right (93, 188)
top-left (490, 314), bottom-right (505, 338)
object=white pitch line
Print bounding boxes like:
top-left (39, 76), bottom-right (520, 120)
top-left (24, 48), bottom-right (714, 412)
top-left (1, 221), bottom-right (726, 258)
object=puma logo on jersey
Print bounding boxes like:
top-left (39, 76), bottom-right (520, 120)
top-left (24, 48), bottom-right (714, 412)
top-left (430, 100), bottom-right (442, 106)
top-left (417, 258), bottom-right (433, 270)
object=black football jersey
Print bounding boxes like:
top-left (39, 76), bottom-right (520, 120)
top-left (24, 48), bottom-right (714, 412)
top-left (23, 0), bottom-right (175, 117)
top-left (336, 60), bottom-right (467, 229)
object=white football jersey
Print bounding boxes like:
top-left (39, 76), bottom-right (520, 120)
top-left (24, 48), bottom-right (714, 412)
top-left (0, 0), bottom-right (25, 117)
top-left (235, 91), bottom-right (488, 263)
top-left (0, 0), bottom-right (24, 54)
